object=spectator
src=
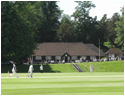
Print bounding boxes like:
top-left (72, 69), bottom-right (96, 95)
top-left (80, 58), bottom-right (82, 63)
top-left (62, 60), bottom-right (65, 63)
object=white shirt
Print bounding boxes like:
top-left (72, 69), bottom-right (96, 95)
top-left (12, 64), bottom-right (16, 72)
top-left (90, 65), bottom-right (93, 70)
top-left (62, 60), bottom-right (65, 63)
top-left (29, 65), bottom-right (33, 72)
top-left (40, 65), bottom-right (43, 70)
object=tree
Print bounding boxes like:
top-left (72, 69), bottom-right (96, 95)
top-left (115, 7), bottom-right (124, 51)
top-left (36, 1), bottom-right (61, 42)
top-left (56, 23), bottom-right (76, 42)
top-left (98, 14), bottom-right (109, 52)
top-left (72, 1), bottom-right (99, 46)
top-left (61, 14), bottom-right (72, 25)
top-left (1, 1), bottom-right (39, 64)
top-left (107, 13), bottom-right (120, 47)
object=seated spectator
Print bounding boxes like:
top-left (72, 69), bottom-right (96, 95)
top-left (51, 60), bottom-right (55, 64)
top-left (62, 60), bottom-right (65, 63)
top-left (104, 58), bottom-right (107, 61)
top-left (37, 61), bottom-right (39, 64)
top-left (100, 58), bottom-right (103, 62)
top-left (59, 60), bottom-right (61, 64)
top-left (45, 60), bottom-right (48, 64)
top-left (48, 60), bottom-right (51, 63)
top-left (80, 58), bottom-right (82, 63)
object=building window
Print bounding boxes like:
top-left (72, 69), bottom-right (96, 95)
top-left (81, 56), bottom-right (86, 59)
top-left (35, 56), bottom-right (42, 60)
top-left (108, 54), bottom-right (115, 58)
top-left (72, 56), bottom-right (77, 60)
top-left (46, 56), bottom-right (51, 60)
top-left (55, 56), bottom-right (61, 60)
top-left (112, 54), bottom-right (115, 57)
top-left (90, 56), bottom-right (96, 60)
top-left (108, 54), bottom-right (111, 57)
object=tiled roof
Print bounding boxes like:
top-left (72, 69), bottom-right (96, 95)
top-left (105, 48), bottom-right (124, 54)
top-left (34, 42), bottom-right (105, 56)
top-left (86, 44), bottom-right (105, 56)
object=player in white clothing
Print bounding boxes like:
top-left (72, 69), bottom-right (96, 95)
top-left (26, 63), bottom-right (34, 78)
top-left (9, 61), bottom-right (18, 78)
top-left (90, 64), bottom-right (94, 74)
top-left (40, 64), bottom-right (43, 73)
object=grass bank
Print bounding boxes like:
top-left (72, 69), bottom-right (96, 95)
top-left (78, 61), bottom-right (124, 72)
top-left (1, 61), bottom-right (124, 73)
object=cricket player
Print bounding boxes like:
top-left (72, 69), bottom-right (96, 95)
top-left (27, 63), bottom-right (34, 78)
top-left (90, 64), bottom-right (94, 74)
top-left (9, 61), bottom-right (18, 78)
top-left (40, 64), bottom-right (43, 73)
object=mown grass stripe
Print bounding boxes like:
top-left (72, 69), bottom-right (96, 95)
top-left (1, 86), bottom-right (124, 95)
top-left (1, 72), bottom-right (124, 95)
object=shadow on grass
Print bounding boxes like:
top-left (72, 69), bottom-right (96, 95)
top-left (1, 64), bottom-right (60, 73)
top-left (43, 64), bottom-right (60, 73)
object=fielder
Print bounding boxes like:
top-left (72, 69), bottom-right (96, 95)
top-left (26, 63), bottom-right (34, 78)
top-left (90, 64), bottom-right (94, 74)
top-left (40, 64), bottom-right (43, 73)
top-left (9, 61), bottom-right (18, 78)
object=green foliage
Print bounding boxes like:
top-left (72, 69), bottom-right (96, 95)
top-left (115, 7), bottom-right (124, 51)
top-left (61, 14), bottom-right (72, 25)
top-left (72, 1), bottom-right (99, 46)
top-left (1, 1), bottom-right (61, 63)
top-left (1, 1), bottom-right (124, 64)
top-left (104, 41), bottom-right (115, 48)
top-left (98, 14), bottom-right (109, 51)
top-left (57, 23), bottom-right (76, 42)
top-left (36, 1), bottom-right (61, 42)
top-left (1, 1), bottom-right (37, 63)
top-left (107, 13), bottom-right (120, 47)
top-left (102, 11), bottom-right (123, 51)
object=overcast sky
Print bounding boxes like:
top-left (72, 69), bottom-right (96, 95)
top-left (57, 0), bottom-right (124, 20)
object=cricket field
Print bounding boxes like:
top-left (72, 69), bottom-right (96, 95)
top-left (1, 72), bottom-right (124, 95)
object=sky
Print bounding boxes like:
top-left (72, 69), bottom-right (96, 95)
top-left (57, 0), bottom-right (124, 20)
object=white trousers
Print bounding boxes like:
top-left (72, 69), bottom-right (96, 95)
top-left (10, 71), bottom-right (18, 78)
top-left (28, 71), bottom-right (33, 77)
top-left (90, 69), bottom-right (93, 74)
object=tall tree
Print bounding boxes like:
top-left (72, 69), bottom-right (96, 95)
top-left (61, 14), bottom-right (72, 25)
top-left (1, 1), bottom-right (39, 64)
top-left (56, 23), bottom-right (76, 42)
top-left (98, 14), bottom-right (109, 52)
top-left (36, 1), bottom-right (61, 42)
top-left (107, 13), bottom-right (120, 47)
top-left (115, 7), bottom-right (124, 51)
top-left (72, 1), bottom-right (99, 46)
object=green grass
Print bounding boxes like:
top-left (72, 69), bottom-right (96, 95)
top-left (1, 61), bottom-right (124, 73)
top-left (1, 72), bottom-right (124, 95)
top-left (78, 61), bottom-right (124, 72)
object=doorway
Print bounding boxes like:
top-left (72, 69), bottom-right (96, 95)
top-left (65, 56), bottom-right (68, 62)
